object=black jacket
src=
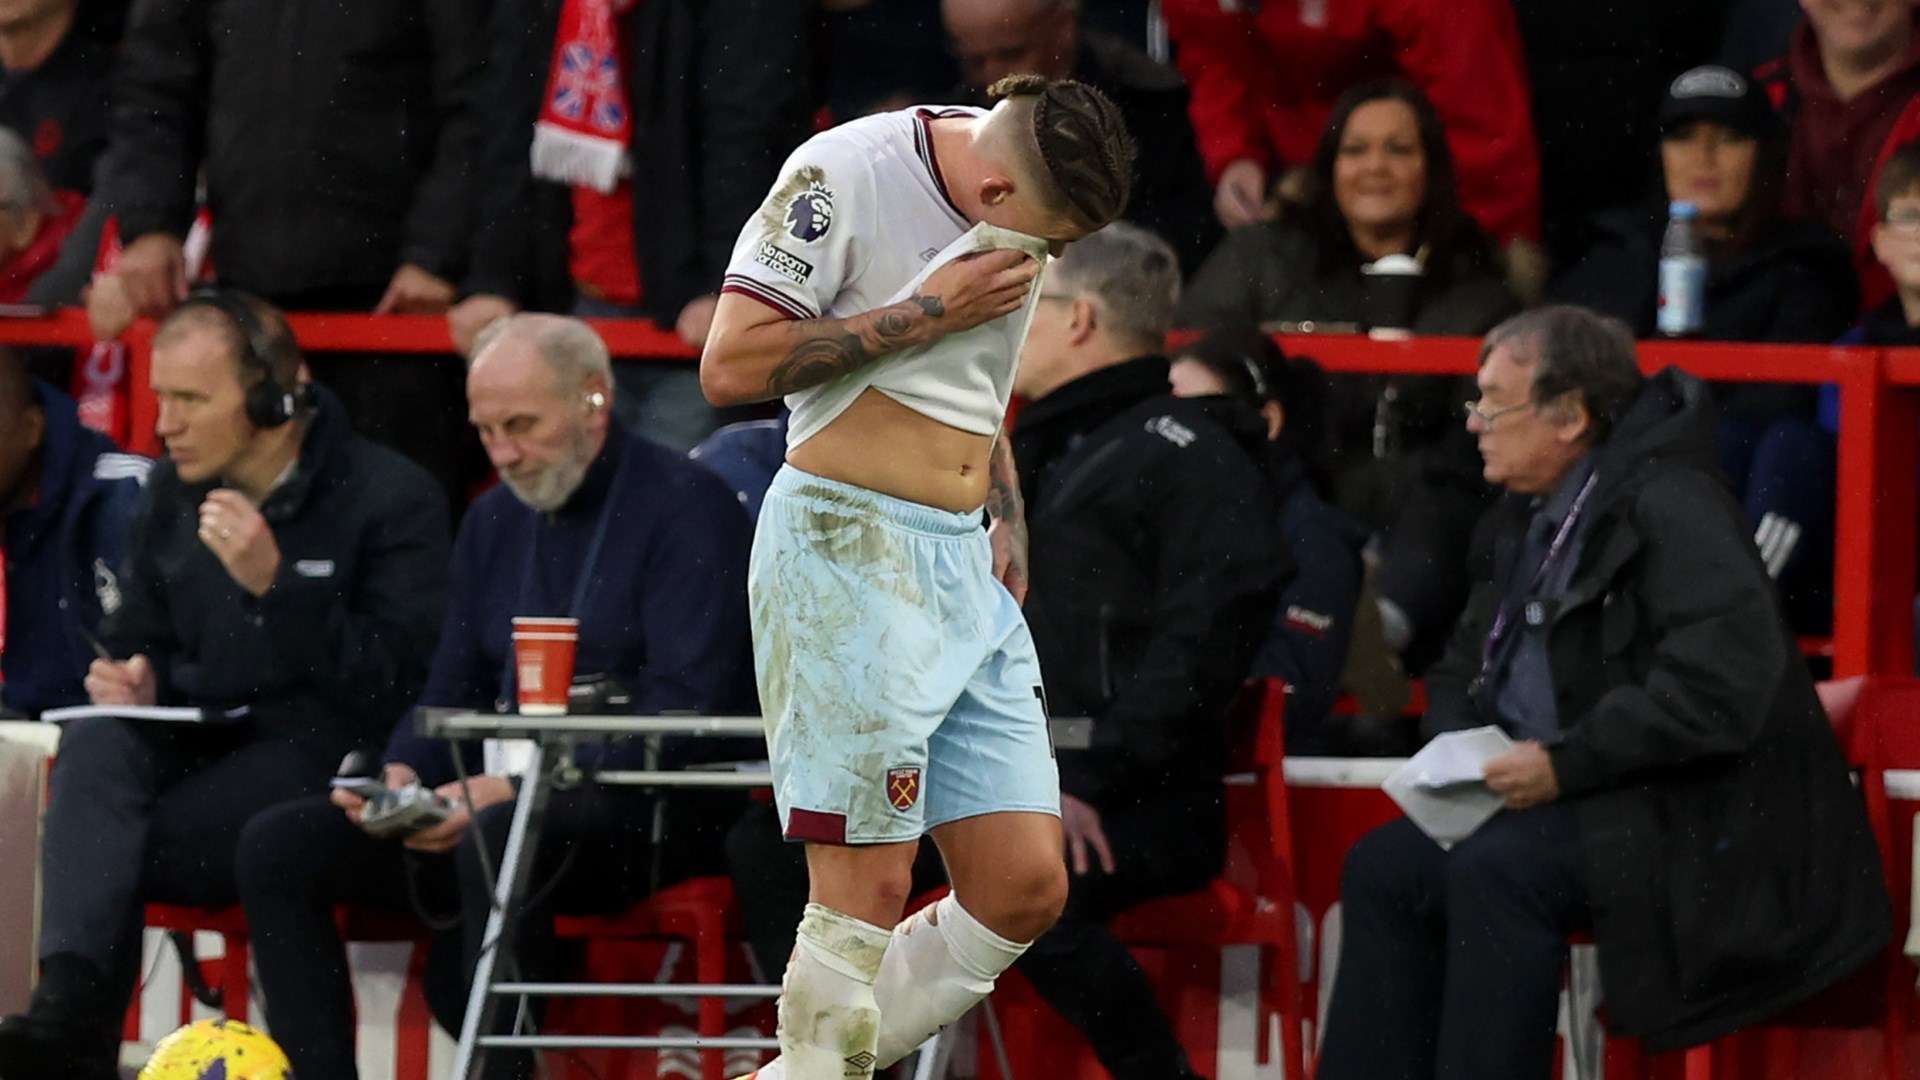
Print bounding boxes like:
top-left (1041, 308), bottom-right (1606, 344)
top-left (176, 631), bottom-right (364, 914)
top-left (1177, 217), bottom-right (1520, 337)
top-left (1552, 209), bottom-right (1858, 346)
top-left (467, 0), bottom-right (814, 322)
top-left (0, 27), bottom-right (111, 194)
top-left (105, 387), bottom-right (451, 756)
top-left (1424, 367), bottom-right (1889, 1049)
top-left (1249, 440), bottom-right (1368, 752)
top-left (103, 0), bottom-right (489, 296)
top-left (2, 382), bottom-right (148, 716)
top-left (1013, 357), bottom-right (1287, 808)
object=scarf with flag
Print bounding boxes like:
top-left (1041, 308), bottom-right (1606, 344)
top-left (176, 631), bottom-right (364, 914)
top-left (72, 211), bottom-right (214, 446)
top-left (532, 0), bottom-right (638, 193)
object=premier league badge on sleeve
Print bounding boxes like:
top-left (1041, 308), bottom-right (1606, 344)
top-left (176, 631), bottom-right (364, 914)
top-left (784, 180), bottom-right (834, 243)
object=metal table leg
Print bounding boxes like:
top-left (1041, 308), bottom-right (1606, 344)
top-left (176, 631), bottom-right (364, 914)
top-left (451, 741), bottom-right (555, 1079)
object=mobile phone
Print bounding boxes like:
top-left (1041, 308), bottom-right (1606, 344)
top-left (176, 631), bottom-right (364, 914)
top-left (329, 776), bottom-right (388, 800)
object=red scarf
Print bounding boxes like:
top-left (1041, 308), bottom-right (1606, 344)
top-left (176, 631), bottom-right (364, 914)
top-left (71, 210), bottom-right (213, 446)
top-left (0, 189), bottom-right (84, 303)
top-left (531, 0), bottom-right (638, 193)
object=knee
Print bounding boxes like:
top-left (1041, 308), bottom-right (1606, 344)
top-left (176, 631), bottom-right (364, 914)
top-left (1339, 821), bottom-right (1427, 908)
top-left (968, 857), bottom-right (1068, 944)
top-left (1443, 831), bottom-right (1536, 905)
top-left (235, 802), bottom-right (326, 903)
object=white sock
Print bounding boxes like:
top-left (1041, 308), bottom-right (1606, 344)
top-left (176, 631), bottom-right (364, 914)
top-left (872, 893), bottom-right (1030, 1066)
top-left (771, 903), bottom-right (891, 1079)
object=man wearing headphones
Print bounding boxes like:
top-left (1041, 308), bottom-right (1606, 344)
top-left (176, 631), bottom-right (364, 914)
top-left (0, 292), bottom-right (452, 1079)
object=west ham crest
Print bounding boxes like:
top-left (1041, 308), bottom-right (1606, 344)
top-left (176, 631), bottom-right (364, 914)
top-left (886, 767), bottom-right (921, 812)
top-left (784, 181), bottom-right (834, 243)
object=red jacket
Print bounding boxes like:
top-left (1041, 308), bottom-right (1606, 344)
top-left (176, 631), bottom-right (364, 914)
top-left (1757, 16), bottom-right (1920, 314)
top-left (1160, 0), bottom-right (1541, 244)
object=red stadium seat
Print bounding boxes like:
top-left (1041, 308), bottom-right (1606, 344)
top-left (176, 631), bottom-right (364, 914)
top-left (128, 904), bottom-right (430, 1052)
top-left (135, 904), bottom-right (253, 1034)
top-left (992, 677), bottom-right (1310, 1078)
top-left (553, 874), bottom-right (744, 1080)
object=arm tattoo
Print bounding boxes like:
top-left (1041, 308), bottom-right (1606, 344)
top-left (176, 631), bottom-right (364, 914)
top-left (985, 436), bottom-right (1025, 526)
top-left (764, 293), bottom-right (946, 397)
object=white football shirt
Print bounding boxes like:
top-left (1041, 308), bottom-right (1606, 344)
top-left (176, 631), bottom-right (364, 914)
top-left (720, 105), bottom-right (1051, 450)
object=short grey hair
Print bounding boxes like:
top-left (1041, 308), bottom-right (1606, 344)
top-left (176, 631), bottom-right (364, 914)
top-left (471, 313), bottom-right (612, 392)
top-left (1481, 305), bottom-right (1644, 444)
top-left (0, 128), bottom-right (57, 216)
top-left (1046, 222), bottom-right (1181, 349)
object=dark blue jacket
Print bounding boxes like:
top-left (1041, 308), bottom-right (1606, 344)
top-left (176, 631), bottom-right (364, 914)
top-left (1250, 446), bottom-right (1368, 753)
top-left (384, 422), bottom-right (757, 785)
top-left (2, 381), bottom-right (149, 716)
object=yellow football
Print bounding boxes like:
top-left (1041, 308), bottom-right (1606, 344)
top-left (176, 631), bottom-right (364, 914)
top-left (138, 1018), bottom-right (292, 1080)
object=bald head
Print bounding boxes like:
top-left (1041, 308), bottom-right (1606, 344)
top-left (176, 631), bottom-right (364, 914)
top-left (942, 0), bottom-right (1077, 88)
top-left (470, 313), bottom-right (613, 396)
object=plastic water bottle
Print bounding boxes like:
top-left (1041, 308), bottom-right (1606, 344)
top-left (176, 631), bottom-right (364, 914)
top-left (1657, 200), bottom-right (1706, 337)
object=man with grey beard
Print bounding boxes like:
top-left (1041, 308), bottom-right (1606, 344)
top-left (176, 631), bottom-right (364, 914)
top-left (233, 314), bottom-right (758, 1080)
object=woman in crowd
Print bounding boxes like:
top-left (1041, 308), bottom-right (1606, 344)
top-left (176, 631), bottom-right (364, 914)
top-left (1177, 78), bottom-right (1516, 530)
top-left (1554, 64), bottom-right (1856, 633)
top-left (1169, 324), bottom-right (1370, 754)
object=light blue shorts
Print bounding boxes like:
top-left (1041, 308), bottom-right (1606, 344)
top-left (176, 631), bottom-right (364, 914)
top-left (749, 465), bottom-right (1061, 845)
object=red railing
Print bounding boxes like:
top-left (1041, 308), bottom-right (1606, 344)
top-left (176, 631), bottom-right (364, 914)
top-left (5, 311), bottom-right (1913, 679)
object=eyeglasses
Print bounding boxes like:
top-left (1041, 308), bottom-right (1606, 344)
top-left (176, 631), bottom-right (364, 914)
top-left (1463, 398), bottom-right (1536, 430)
top-left (1884, 209), bottom-right (1920, 235)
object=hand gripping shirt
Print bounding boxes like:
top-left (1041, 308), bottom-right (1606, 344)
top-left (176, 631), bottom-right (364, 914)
top-left (720, 106), bottom-right (1051, 450)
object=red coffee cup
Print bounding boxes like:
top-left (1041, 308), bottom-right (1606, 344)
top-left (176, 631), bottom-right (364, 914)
top-left (511, 616), bottom-right (579, 715)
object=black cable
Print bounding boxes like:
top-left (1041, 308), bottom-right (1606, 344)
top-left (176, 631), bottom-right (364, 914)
top-left (446, 740), bottom-right (594, 1078)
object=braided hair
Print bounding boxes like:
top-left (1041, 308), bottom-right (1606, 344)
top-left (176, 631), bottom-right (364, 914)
top-left (987, 73), bottom-right (1136, 232)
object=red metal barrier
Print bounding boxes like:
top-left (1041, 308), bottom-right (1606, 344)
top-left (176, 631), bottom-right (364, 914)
top-left (4, 311), bottom-right (1913, 679)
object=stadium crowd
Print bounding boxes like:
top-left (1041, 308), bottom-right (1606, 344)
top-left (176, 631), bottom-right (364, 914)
top-left (0, 0), bottom-right (1909, 1077)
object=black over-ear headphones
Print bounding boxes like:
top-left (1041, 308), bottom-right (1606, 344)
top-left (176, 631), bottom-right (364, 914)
top-left (179, 288), bottom-right (311, 428)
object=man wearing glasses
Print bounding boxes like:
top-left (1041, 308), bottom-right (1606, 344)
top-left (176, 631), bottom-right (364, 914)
top-left (1315, 305), bottom-right (1888, 1079)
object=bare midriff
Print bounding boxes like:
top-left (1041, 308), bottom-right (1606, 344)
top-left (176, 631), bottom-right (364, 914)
top-left (786, 387), bottom-right (993, 512)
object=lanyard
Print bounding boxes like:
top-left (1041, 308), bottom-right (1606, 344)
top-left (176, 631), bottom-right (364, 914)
top-left (1478, 473), bottom-right (1598, 685)
top-left (495, 455), bottom-right (624, 705)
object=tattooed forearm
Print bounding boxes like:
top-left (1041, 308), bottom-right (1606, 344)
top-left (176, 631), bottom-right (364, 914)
top-left (985, 436), bottom-right (1025, 527)
top-left (764, 294), bottom-right (947, 397)
top-left (986, 436), bottom-right (1030, 599)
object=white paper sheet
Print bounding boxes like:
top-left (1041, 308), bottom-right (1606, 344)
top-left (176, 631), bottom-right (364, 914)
top-left (1384, 726), bottom-right (1515, 849)
top-left (40, 705), bottom-right (250, 724)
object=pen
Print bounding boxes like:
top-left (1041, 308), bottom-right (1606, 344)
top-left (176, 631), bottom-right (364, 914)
top-left (77, 626), bottom-right (112, 662)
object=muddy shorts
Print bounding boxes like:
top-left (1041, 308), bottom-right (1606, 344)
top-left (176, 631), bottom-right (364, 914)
top-left (749, 465), bottom-right (1060, 845)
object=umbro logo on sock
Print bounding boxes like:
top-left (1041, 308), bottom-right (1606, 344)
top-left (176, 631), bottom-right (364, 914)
top-left (844, 1049), bottom-right (877, 1074)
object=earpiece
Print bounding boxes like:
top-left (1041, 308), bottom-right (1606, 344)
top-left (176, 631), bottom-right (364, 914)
top-left (586, 391), bottom-right (606, 413)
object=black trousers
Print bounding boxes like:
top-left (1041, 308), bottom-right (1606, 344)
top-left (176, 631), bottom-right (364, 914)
top-left (236, 785), bottom-right (656, 1080)
top-left (1315, 806), bottom-right (1590, 1080)
top-left (724, 790), bottom-right (1222, 1080)
top-left (36, 717), bottom-right (338, 1042)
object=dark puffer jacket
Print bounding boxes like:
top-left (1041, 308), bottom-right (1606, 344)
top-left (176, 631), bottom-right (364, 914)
top-left (1424, 367), bottom-right (1889, 1049)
